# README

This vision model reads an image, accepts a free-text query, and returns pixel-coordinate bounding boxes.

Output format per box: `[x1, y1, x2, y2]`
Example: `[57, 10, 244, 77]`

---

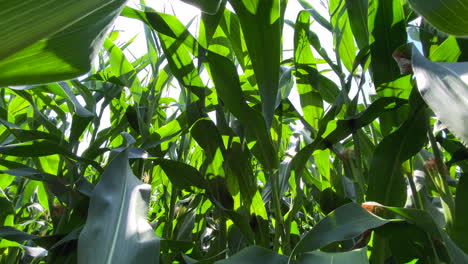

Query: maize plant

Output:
[1, 0, 468, 263]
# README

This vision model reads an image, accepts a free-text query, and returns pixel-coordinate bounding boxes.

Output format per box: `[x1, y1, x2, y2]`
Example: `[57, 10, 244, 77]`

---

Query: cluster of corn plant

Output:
[1, 0, 468, 263]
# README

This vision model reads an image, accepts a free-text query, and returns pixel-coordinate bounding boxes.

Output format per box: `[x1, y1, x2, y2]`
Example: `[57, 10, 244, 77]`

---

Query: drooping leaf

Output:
[409, 0, 468, 36]
[58, 82, 94, 117]
[0, 226, 38, 243]
[0, 140, 73, 157]
[155, 158, 207, 190]
[412, 47, 468, 146]
[77, 150, 160, 264]
[0, 0, 127, 85]
[291, 203, 389, 256]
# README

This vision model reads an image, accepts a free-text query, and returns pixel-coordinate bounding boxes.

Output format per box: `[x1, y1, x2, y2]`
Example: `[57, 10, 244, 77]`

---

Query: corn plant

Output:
[1, 0, 468, 263]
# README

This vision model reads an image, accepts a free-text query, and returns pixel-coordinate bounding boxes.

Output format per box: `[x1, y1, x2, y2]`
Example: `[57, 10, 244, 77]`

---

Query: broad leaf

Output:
[291, 203, 389, 256]
[382, 205, 468, 263]
[78, 150, 160, 264]
[155, 159, 207, 190]
[412, 47, 468, 146]
[409, 0, 468, 36]
[228, 0, 283, 127]
[0, 227, 38, 243]
[368, 0, 407, 86]
[0, 0, 127, 85]
[345, 0, 369, 50]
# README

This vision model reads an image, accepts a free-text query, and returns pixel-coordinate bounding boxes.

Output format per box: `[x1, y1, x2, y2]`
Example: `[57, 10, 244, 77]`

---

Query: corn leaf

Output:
[409, 0, 468, 36]
[368, 0, 407, 85]
[291, 203, 389, 256]
[412, 47, 468, 146]
[0, 0, 127, 86]
[367, 89, 428, 206]
[228, 0, 283, 127]
[77, 150, 160, 264]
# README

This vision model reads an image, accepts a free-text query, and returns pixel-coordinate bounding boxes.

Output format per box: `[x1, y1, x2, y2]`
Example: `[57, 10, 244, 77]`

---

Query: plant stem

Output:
[163, 186, 178, 240]
[270, 170, 289, 253]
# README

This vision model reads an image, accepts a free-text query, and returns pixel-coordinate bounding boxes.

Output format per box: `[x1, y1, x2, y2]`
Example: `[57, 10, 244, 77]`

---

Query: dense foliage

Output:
[1, 0, 468, 263]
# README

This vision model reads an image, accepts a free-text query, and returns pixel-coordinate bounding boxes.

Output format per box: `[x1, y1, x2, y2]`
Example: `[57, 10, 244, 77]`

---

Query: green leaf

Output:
[294, 10, 324, 128]
[0, 0, 127, 85]
[298, 0, 333, 31]
[412, 47, 468, 146]
[199, 0, 227, 47]
[291, 203, 389, 256]
[330, 0, 357, 71]
[77, 150, 160, 264]
[430, 36, 462, 62]
[367, 90, 428, 206]
[190, 118, 225, 158]
[103, 38, 142, 103]
[323, 97, 407, 144]
[226, 142, 256, 205]
[368, 0, 407, 85]
[228, 0, 283, 127]
[297, 247, 369, 264]
[0, 0, 112, 58]
[58, 82, 94, 117]
[0, 226, 38, 243]
[382, 205, 468, 263]
[345, 0, 369, 50]
[205, 51, 278, 171]
[0, 140, 72, 157]
[155, 159, 207, 190]
[453, 173, 468, 252]
[409, 0, 468, 36]
[214, 246, 288, 264]
[290, 96, 406, 183]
